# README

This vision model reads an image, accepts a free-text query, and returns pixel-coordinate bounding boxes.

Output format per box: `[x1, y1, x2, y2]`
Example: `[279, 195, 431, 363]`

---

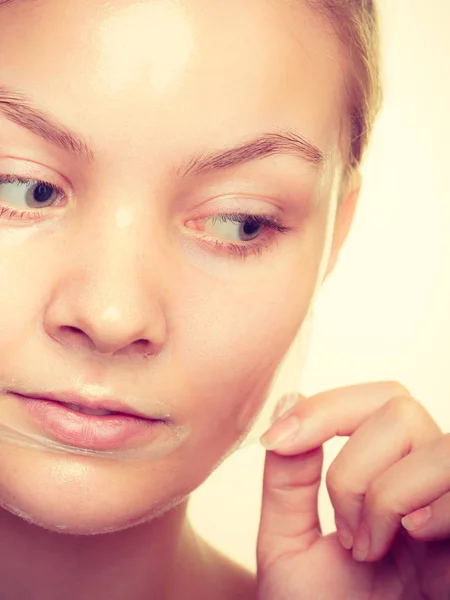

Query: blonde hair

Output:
[307, 0, 383, 179]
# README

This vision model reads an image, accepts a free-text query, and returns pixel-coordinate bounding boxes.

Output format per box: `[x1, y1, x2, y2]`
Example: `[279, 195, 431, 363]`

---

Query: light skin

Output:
[0, 0, 353, 597]
[258, 383, 450, 599]
[0, 0, 448, 599]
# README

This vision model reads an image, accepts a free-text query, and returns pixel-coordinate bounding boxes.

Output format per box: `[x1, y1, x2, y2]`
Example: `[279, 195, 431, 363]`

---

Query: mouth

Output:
[25, 390, 162, 418]
[8, 390, 169, 452]
[58, 403, 122, 417]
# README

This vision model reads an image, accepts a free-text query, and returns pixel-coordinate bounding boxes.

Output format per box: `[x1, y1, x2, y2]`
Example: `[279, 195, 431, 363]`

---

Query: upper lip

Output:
[10, 390, 164, 421]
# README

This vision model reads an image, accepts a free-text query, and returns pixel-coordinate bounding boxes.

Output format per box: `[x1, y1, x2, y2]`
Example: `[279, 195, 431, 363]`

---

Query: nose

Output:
[43, 215, 168, 358]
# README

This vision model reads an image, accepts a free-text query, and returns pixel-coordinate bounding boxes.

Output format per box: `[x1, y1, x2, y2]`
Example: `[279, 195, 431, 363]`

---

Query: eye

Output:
[186, 212, 293, 260]
[201, 214, 268, 242]
[0, 176, 65, 210]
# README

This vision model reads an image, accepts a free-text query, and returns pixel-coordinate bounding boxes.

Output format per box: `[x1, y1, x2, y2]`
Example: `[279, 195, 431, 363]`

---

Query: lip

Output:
[9, 390, 169, 452]
[21, 390, 158, 420]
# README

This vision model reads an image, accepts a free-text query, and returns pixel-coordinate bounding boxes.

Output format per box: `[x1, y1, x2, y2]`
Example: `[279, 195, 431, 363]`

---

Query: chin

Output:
[0, 443, 192, 535]
[0, 498, 181, 535]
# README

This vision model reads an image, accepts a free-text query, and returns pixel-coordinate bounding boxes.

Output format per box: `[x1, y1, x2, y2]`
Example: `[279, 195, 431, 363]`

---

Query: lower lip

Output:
[18, 396, 164, 451]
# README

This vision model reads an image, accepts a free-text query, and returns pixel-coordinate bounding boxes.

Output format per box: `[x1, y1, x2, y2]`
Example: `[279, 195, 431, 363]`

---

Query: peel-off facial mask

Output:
[235, 304, 314, 449]
[0, 310, 312, 464]
[0, 384, 191, 462]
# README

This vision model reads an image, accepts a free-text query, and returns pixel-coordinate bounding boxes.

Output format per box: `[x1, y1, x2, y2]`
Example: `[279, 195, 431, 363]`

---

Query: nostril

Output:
[61, 326, 84, 335]
[129, 339, 153, 356]
[52, 327, 155, 357]
[134, 339, 151, 350]
[55, 326, 94, 350]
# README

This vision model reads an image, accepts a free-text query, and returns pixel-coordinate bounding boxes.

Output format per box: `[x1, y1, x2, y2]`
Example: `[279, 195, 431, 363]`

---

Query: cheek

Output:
[0, 230, 57, 354]
[171, 239, 324, 443]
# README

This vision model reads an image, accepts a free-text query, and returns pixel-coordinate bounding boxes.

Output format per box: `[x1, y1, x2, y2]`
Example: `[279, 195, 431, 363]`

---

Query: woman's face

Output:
[0, 0, 352, 534]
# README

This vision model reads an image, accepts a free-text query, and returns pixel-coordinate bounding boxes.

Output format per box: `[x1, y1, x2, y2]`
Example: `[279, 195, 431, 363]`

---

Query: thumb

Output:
[257, 444, 324, 570]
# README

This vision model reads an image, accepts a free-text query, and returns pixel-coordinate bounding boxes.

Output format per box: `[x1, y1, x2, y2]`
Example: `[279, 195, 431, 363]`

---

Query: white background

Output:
[188, 0, 450, 572]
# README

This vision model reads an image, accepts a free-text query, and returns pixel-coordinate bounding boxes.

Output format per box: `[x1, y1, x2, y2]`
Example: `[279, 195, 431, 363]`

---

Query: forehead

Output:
[0, 0, 346, 165]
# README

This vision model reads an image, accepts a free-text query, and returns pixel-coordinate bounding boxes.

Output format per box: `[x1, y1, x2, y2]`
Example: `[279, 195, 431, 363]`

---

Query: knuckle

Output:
[441, 432, 450, 452]
[383, 380, 412, 398]
[384, 393, 423, 419]
[325, 463, 342, 495]
[325, 468, 337, 495]
[365, 477, 393, 515]
[325, 465, 358, 502]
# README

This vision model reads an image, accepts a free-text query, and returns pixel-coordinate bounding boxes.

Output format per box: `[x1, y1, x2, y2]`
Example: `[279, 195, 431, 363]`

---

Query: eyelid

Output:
[0, 157, 72, 192]
[184, 192, 286, 219]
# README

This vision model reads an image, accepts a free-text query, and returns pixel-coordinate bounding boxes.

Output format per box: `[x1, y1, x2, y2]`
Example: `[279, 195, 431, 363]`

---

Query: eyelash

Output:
[0, 175, 65, 221]
[0, 175, 294, 260]
[196, 213, 293, 260]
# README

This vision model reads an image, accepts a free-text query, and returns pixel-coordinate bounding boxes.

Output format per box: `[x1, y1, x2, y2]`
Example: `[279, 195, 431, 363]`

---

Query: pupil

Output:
[242, 220, 262, 238]
[33, 183, 53, 204]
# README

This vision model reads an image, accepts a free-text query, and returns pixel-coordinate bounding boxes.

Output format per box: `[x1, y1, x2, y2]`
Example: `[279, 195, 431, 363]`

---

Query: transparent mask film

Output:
[0, 368, 192, 463]
[237, 305, 314, 450]
[0, 304, 314, 464]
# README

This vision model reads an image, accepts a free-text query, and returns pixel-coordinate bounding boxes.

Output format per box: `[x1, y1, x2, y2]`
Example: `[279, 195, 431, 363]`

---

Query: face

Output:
[0, 0, 354, 534]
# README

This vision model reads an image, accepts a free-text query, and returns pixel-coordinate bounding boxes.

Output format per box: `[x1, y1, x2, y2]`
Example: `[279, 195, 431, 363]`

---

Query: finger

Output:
[325, 395, 441, 541]
[257, 446, 324, 570]
[355, 433, 450, 562]
[257, 381, 436, 565]
[403, 491, 450, 541]
[260, 381, 411, 456]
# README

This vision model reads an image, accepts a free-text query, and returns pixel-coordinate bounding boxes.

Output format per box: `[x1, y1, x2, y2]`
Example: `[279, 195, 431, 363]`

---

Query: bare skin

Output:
[257, 383, 450, 599]
[0, 498, 257, 599]
[0, 0, 355, 598]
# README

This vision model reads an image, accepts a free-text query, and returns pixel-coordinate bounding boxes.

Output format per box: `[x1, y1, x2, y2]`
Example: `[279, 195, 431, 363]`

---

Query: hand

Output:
[256, 382, 450, 600]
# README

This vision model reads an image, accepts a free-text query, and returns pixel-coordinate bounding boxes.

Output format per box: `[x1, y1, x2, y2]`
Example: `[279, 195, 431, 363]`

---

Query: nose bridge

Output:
[45, 198, 168, 355]
[90, 200, 151, 270]
[80, 198, 145, 285]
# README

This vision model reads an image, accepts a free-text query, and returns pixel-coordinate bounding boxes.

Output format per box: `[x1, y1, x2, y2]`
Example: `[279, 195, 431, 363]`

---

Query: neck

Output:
[0, 500, 205, 600]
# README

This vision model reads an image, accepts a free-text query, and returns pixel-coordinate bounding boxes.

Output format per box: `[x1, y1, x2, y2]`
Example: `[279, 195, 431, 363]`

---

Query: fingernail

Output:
[353, 523, 370, 562]
[401, 506, 432, 531]
[335, 516, 353, 550]
[260, 414, 301, 450]
[270, 392, 300, 424]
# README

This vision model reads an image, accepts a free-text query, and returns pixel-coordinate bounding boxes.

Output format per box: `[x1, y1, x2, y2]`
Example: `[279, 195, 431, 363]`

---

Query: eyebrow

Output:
[0, 84, 325, 175]
[0, 0, 38, 10]
[176, 129, 325, 178]
[0, 86, 94, 161]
